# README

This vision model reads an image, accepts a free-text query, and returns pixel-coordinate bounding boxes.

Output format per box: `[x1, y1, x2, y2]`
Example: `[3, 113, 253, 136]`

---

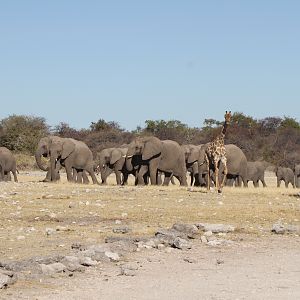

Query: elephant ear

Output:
[188, 149, 199, 164]
[110, 149, 122, 165]
[142, 138, 162, 161]
[198, 144, 208, 165]
[61, 139, 75, 160]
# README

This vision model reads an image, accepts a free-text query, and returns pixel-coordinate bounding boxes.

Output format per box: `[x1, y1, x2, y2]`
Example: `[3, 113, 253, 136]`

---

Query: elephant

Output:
[181, 144, 204, 186]
[247, 161, 269, 187]
[72, 168, 89, 184]
[198, 144, 248, 188]
[126, 136, 187, 186]
[35, 136, 99, 184]
[96, 147, 131, 185]
[295, 164, 300, 188]
[0, 147, 18, 182]
[275, 167, 295, 188]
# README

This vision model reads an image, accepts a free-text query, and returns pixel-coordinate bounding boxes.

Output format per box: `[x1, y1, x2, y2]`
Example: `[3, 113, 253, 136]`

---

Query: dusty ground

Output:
[0, 172, 299, 299]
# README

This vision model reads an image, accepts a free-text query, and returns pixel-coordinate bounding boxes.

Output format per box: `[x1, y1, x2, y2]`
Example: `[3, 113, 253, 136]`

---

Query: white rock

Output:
[105, 251, 120, 262]
[46, 228, 55, 236]
[200, 236, 208, 243]
[204, 231, 213, 237]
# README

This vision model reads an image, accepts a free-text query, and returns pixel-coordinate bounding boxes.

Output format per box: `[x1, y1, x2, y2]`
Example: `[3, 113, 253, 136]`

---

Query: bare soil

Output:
[0, 172, 299, 299]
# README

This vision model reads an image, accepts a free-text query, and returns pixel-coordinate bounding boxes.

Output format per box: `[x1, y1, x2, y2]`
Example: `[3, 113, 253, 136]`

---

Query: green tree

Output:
[0, 115, 49, 154]
[90, 119, 123, 132]
[280, 116, 300, 129]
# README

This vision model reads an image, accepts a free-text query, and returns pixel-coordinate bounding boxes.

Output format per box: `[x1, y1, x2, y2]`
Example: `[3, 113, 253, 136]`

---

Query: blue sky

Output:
[1, 1, 299, 130]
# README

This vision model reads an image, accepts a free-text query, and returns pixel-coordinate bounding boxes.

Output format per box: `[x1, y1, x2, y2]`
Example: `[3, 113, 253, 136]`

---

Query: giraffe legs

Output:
[214, 159, 220, 192]
[205, 154, 210, 191]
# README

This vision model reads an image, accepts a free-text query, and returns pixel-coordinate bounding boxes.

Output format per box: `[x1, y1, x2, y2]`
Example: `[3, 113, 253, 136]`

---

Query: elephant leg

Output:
[64, 161, 74, 182]
[253, 180, 258, 188]
[285, 180, 288, 188]
[157, 172, 163, 185]
[122, 172, 128, 185]
[86, 167, 99, 184]
[162, 172, 172, 186]
[143, 171, 149, 185]
[42, 170, 52, 182]
[171, 176, 176, 185]
[296, 177, 300, 188]
[242, 177, 248, 188]
[149, 160, 159, 185]
[82, 171, 89, 184]
[261, 178, 267, 187]
[11, 170, 17, 182]
[137, 165, 148, 185]
[190, 173, 194, 186]
[0, 167, 4, 182]
[115, 170, 122, 185]
[219, 159, 227, 192]
[277, 179, 281, 187]
[193, 173, 200, 187]
[76, 171, 83, 184]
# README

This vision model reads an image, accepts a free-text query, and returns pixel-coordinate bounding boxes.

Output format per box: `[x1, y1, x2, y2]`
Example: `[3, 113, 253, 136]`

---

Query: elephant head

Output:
[49, 138, 75, 180]
[97, 148, 127, 183]
[35, 137, 51, 171]
[294, 164, 300, 188]
[126, 136, 162, 171]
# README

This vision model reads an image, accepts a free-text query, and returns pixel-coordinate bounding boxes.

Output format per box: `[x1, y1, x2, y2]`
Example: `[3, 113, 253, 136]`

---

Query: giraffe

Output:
[205, 111, 232, 193]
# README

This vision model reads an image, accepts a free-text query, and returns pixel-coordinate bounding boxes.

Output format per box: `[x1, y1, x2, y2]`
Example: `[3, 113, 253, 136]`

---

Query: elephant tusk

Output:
[122, 155, 127, 158]
[126, 155, 133, 159]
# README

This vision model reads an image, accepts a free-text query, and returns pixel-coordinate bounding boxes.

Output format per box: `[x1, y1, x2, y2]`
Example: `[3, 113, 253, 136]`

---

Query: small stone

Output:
[40, 263, 66, 275]
[216, 259, 224, 265]
[172, 237, 192, 250]
[46, 228, 55, 236]
[0, 273, 10, 289]
[105, 251, 120, 262]
[120, 263, 139, 276]
[200, 235, 208, 243]
[196, 223, 235, 233]
[56, 226, 68, 232]
[79, 257, 97, 267]
[49, 212, 57, 219]
[115, 220, 122, 225]
[204, 231, 213, 237]
[165, 247, 172, 253]
[113, 227, 131, 234]
[207, 239, 233, 247]
[183, 258, 197, 264]
[157, 244, 165, 250]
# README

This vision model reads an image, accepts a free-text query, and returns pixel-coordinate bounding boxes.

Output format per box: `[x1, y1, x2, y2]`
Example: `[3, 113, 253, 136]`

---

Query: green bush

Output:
[0, 115, 49, 154]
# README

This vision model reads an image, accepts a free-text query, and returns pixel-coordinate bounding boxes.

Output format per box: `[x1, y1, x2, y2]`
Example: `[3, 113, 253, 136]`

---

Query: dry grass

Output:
[0, 172, 299, 261]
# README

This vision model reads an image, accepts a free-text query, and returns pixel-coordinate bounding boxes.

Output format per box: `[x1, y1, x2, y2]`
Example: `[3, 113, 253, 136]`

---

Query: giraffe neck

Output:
[221, 120, 228, 135]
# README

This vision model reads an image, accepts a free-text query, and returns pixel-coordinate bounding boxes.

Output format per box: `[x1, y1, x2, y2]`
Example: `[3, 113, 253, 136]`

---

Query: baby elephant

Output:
[275, 167, 294, 188]
[0, 147, 18, 182]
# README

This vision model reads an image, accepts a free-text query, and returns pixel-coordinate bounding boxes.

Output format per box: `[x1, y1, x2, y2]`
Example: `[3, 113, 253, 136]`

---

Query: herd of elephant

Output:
[0, 136, 299, 189]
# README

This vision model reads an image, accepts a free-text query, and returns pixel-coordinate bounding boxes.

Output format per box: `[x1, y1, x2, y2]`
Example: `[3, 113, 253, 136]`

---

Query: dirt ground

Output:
[0, 171, 299, 299]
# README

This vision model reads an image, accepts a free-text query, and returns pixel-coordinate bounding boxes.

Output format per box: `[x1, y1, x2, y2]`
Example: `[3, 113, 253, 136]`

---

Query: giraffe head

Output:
[224, 111, 232, 124]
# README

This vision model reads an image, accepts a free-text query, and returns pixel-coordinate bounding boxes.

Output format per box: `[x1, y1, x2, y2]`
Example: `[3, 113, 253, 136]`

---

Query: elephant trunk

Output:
[50, 153, 59, 181]
[35, 149, 49, 171]
[126, 157, 133, 172]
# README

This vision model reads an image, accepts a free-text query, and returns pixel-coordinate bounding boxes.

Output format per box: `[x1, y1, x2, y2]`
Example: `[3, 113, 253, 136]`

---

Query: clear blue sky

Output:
[1, 1, 299, 130]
